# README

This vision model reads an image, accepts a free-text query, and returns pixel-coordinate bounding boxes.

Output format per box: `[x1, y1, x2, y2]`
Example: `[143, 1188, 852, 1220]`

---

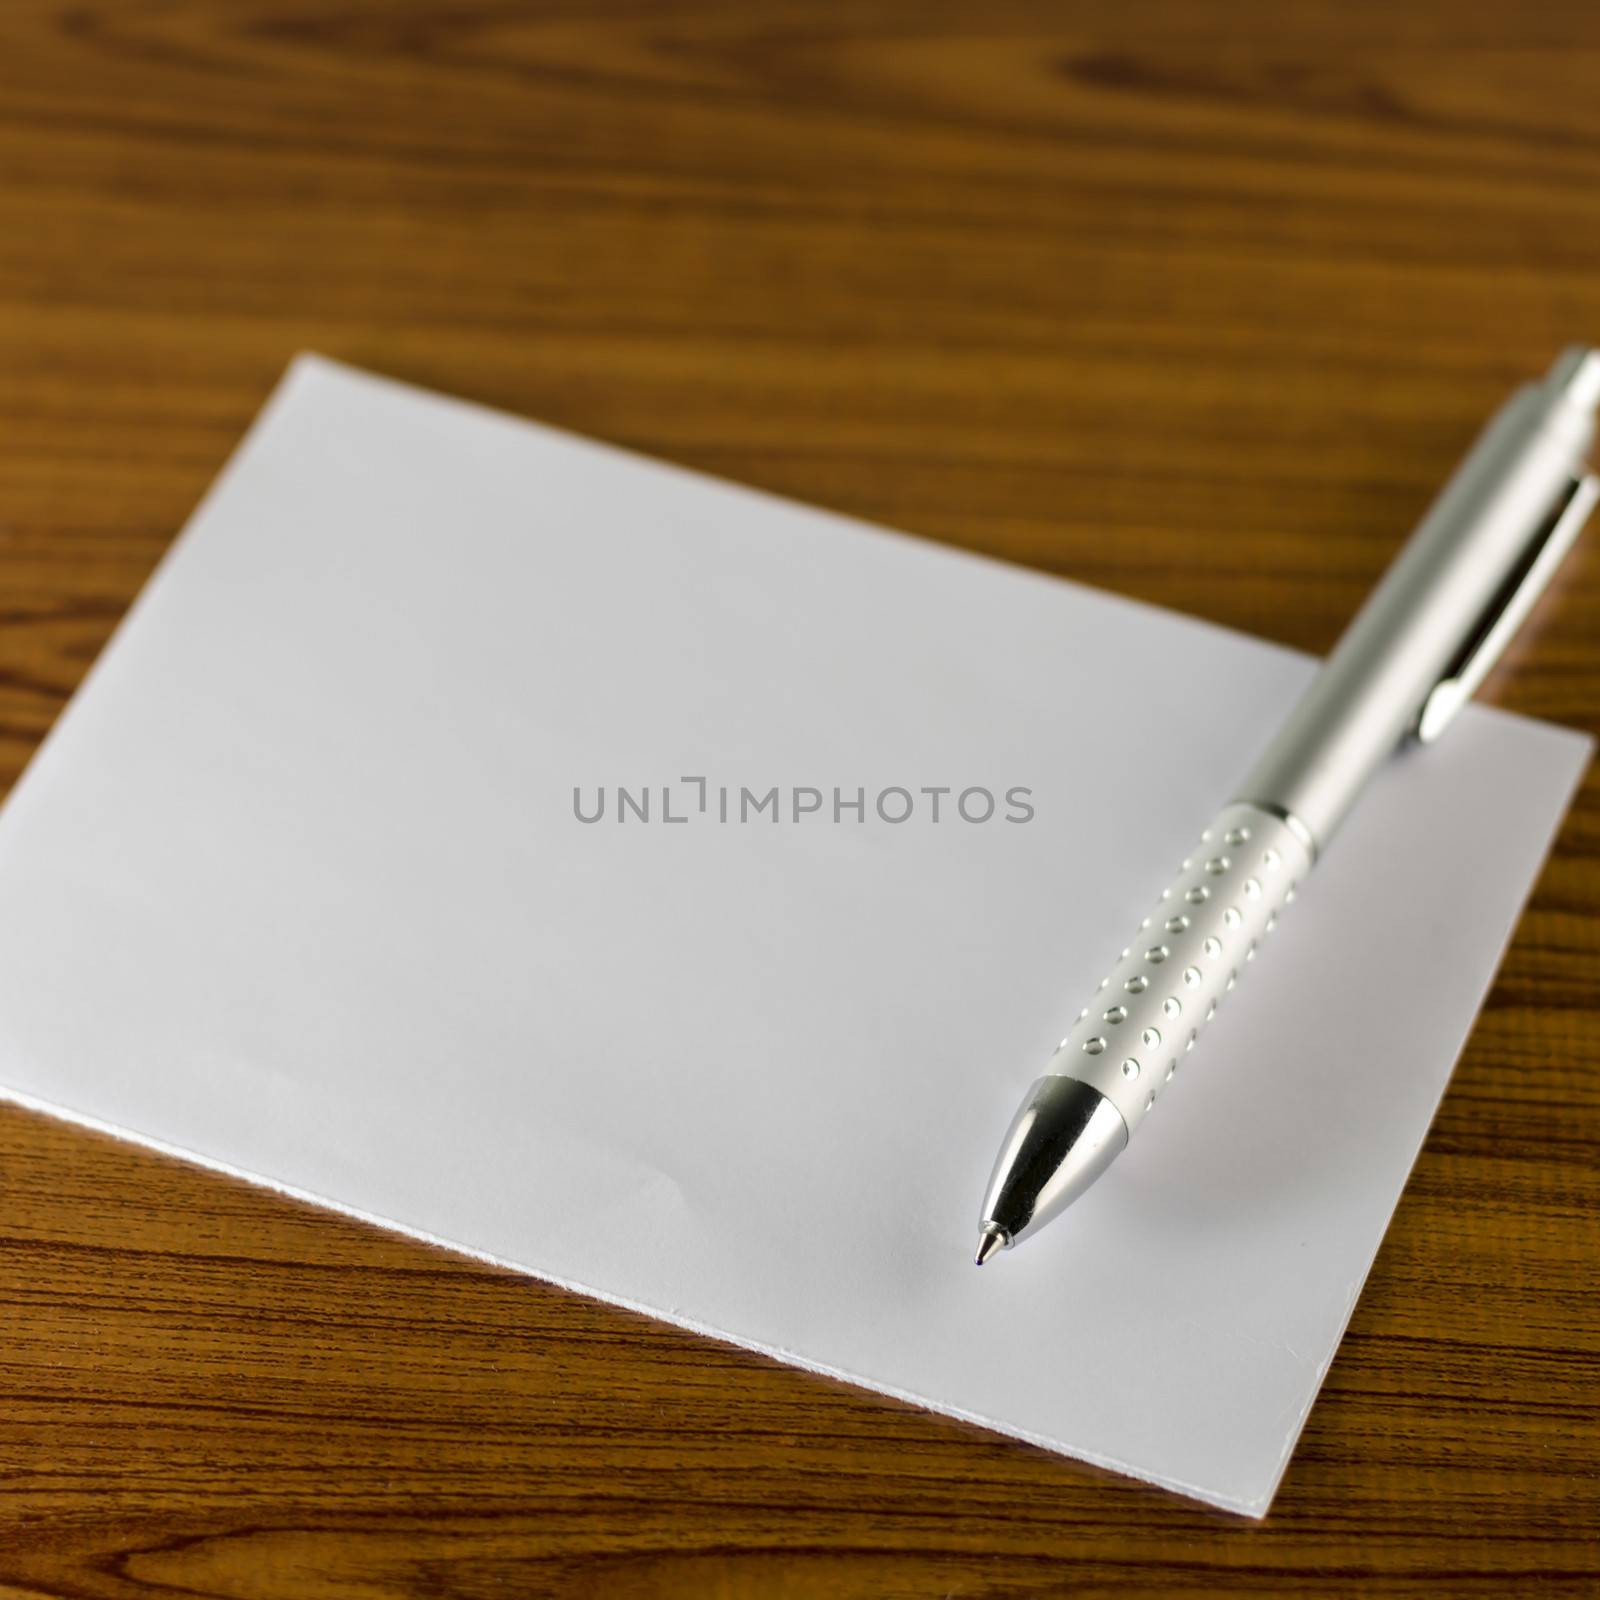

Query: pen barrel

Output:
[1236, 366, 1597, 851]
[1047, 803, 1312, 1135]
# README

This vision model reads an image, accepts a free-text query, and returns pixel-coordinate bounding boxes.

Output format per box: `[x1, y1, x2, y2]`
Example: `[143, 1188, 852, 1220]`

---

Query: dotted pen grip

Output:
[1049, 803, 1311, 1132]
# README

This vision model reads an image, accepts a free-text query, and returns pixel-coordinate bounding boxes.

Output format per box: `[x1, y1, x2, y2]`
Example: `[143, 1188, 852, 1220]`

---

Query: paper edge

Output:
[279, 353, 1316, 672]
[0, 359, 325, 831]
[0, 1079, 1275, 1518]
[277, 352, 1594, 761]
[1245, 725, 1593, 1512]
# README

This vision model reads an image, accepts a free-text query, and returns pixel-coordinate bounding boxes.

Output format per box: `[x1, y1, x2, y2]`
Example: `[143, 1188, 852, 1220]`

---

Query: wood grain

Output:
[1, 3, 1597, 1594]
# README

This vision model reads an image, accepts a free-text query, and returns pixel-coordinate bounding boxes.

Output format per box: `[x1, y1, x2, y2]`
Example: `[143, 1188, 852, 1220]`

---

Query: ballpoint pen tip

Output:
[974, 1228, 1006, 1266]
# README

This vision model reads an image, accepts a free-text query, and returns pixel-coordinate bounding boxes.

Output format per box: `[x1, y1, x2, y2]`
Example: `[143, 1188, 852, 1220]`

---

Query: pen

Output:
[975, 348, 1600, 1265]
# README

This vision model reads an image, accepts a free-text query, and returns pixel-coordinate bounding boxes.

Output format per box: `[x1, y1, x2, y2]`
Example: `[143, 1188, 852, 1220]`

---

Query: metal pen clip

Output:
[1416, 471, 1600, 743]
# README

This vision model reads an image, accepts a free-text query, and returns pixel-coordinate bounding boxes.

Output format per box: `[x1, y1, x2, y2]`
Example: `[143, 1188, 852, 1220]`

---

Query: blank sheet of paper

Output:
[0, 356, 1586, 1515]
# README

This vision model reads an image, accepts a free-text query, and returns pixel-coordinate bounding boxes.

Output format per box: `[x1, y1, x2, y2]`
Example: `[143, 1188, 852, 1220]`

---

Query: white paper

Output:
[0, 355, 1586, 1515]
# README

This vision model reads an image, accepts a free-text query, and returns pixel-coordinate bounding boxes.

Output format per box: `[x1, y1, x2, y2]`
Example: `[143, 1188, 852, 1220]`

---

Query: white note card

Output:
[0, 356, 1586, 1514]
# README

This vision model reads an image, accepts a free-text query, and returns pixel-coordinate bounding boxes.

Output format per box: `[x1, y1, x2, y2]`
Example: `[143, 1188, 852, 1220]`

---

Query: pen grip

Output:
[1046, 804, 1311, 1135]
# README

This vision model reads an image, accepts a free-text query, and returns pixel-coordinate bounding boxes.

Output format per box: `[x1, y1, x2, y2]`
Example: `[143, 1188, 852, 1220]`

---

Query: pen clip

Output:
[1416, 471, 1600, 744]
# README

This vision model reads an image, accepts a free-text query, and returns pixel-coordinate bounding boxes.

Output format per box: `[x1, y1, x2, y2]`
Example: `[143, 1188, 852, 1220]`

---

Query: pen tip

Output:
[974, 1228, 1007, 1267]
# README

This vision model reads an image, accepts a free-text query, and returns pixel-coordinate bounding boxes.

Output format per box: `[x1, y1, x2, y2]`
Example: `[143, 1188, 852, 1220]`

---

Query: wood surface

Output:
[1, 3, 1597, 1595]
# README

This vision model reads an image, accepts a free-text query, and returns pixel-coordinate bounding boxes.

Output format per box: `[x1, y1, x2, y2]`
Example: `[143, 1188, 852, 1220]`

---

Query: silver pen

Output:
[975, 347, 1600, 1265]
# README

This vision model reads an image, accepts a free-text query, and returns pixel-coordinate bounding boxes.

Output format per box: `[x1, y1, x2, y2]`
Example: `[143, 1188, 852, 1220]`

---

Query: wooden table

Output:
[1, 4, 1596, 1594]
